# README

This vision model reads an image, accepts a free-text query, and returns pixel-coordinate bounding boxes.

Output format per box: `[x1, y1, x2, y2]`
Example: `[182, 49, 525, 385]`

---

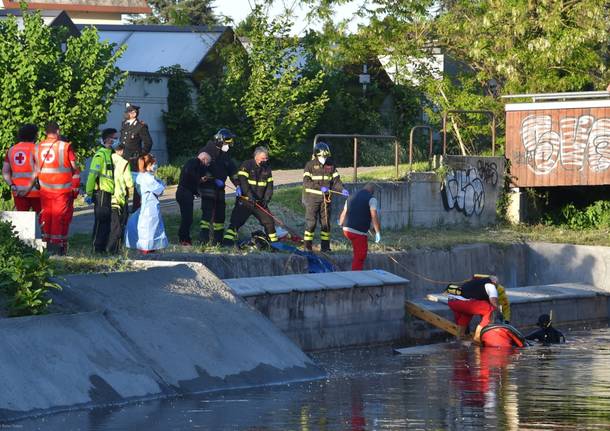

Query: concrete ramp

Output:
[0, 262, 322, 421]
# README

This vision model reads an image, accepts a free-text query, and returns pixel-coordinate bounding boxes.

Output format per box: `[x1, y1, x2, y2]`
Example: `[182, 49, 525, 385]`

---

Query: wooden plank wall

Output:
[505, 102, 610, 187]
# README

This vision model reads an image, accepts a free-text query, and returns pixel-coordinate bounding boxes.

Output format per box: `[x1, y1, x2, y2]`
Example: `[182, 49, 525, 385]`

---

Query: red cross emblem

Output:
[13, 151, 26, 166]
[42, 148, 56, 164]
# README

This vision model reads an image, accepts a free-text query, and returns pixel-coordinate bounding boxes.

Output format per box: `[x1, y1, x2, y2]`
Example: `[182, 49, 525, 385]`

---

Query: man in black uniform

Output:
[175, 150, 212, 245]
[303, 142, 349, 252]
[222, 146, 278, 246]
[199, 128, 239, 245]
[525, 314, 565, 345]
[120, 103, 153, 210]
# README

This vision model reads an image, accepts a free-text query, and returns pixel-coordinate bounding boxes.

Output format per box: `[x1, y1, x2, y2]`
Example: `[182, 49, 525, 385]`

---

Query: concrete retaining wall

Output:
[224, 270, 409, 351]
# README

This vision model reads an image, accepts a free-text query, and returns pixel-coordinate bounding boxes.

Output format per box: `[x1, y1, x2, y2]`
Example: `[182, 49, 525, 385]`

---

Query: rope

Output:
[386, 254, 471, 286]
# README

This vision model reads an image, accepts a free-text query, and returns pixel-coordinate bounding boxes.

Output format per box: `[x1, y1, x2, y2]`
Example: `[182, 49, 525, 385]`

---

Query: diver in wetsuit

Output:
[525, 314, 565, 345]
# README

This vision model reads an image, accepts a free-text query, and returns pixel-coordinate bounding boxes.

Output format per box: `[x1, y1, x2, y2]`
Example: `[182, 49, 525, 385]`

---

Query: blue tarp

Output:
[271, 242, 335, 273]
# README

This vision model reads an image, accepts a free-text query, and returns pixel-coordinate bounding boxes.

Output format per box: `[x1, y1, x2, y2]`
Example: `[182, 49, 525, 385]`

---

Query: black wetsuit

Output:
[525, 327, 565, 345]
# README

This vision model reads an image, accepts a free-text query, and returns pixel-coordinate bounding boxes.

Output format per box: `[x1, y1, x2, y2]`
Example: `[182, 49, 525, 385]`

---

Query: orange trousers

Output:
[40, 191, 73, 246]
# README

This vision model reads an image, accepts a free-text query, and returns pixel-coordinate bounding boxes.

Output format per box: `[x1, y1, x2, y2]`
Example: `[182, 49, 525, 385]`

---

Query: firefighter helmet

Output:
[313, 141, 331, 158]
[214, 128, 236, 145]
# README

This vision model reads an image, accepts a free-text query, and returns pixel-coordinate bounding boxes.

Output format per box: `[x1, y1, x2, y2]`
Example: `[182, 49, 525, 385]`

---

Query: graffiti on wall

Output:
[515, 115, 610, 175]
[441, 167, 486, 217]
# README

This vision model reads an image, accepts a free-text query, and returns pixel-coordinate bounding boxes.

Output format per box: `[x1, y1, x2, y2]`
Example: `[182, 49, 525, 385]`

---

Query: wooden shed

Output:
[505, 94, 610, 187]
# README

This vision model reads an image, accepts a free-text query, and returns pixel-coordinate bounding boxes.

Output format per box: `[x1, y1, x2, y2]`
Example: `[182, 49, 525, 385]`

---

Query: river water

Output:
[14, 328, 610, 430]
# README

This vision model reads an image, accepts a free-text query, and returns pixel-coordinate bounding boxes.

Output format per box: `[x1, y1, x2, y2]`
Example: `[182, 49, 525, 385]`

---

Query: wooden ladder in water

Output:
[405, 300, 470, 339]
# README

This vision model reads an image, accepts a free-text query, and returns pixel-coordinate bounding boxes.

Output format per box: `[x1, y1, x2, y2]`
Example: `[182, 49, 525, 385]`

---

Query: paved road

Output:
[69, 166, 382, 236]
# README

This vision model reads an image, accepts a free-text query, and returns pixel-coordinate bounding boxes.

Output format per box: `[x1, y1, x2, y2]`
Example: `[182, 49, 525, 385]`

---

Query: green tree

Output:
[133, 0, 220, 25]
[0, 9, 126, 203]
[241, 6, 329, 163]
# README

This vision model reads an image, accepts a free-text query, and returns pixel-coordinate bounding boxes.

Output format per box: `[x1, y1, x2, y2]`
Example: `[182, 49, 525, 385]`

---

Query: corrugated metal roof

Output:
[90, 25, 228, 74]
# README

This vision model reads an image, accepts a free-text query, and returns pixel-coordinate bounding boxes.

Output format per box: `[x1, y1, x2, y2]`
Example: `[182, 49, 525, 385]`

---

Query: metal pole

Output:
[394, 140, 399, 179]
[353, 137, 358, 182]
[428, 128, 433, 170]
[442, 114, 447, 155]
[491, 114, 496, 156]
[409, 128, 414, 171]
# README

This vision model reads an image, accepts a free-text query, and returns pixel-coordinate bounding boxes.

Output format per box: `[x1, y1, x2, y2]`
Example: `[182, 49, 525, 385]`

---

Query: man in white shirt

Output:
[446, 275, 500, 342]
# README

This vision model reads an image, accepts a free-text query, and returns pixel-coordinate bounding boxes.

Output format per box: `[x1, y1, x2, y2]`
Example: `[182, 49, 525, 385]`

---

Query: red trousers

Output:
[343, 230, 368, 270]
[40, 192, 73, 246]
[448, 299, 495, 328]
[13, 195, 41, 213]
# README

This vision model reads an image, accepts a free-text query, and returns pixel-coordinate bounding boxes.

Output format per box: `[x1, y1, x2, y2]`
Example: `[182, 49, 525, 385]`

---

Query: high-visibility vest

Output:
[7, 141, 39, 198]
[37, 139, 75, 193]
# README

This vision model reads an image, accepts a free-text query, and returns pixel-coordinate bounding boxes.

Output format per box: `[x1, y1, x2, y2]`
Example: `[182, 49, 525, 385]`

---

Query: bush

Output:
[0, 220, 61, 316]
[547, 200, 610, 229]
[156, 163, 182, 186]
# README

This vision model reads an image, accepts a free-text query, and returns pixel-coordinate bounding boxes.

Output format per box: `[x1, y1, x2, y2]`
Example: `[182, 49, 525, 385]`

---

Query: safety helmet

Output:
[313, 141, 331, 158]
[537, 314, 551, 328]
[214, 128, 236, 146]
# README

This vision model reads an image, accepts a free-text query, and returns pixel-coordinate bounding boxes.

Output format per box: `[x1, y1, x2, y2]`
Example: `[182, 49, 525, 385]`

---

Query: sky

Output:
[215, 0, 366, 35]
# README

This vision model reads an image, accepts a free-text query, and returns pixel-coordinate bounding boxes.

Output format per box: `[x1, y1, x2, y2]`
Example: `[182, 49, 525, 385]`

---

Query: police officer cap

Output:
[214, 128, 236, 145]
[314, 141, 331, 157]
[125, 103, 140, 113]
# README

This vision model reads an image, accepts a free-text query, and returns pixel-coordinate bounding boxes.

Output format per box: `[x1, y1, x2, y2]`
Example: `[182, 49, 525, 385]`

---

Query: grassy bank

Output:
[59, 184, 610, 274]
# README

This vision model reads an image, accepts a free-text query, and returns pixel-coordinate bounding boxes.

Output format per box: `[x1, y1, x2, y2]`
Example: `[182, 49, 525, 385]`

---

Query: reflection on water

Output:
[11, 328, 610, 430]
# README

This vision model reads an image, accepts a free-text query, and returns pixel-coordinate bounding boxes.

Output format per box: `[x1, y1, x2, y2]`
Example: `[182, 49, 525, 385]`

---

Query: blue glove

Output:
[341, 189, 350, 197]
[235, 186, 242, 197]
[214, 179, 225, 188]
[85, 196, 94, 205]
[375, 232, 381, 243]
[320, 186, 329, 193]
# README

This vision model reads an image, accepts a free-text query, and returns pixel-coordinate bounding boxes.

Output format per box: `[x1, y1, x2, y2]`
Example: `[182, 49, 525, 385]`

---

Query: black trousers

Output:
[176, 186, 195, 242]
[200, 189, 226, 244]
[304, 196, 331, 251]
[107, 204, 128, 253]
[92, 190, 112, 253]
[223, 199, 277, 245]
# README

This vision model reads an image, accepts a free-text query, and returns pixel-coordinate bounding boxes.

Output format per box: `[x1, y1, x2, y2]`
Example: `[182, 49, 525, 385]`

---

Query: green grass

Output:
[59, 184, 610, 274]
[356, 162, 434, 181]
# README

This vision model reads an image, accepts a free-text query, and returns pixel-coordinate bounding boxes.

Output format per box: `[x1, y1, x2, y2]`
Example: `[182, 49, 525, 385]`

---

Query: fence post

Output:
[353, 137, 358, 182]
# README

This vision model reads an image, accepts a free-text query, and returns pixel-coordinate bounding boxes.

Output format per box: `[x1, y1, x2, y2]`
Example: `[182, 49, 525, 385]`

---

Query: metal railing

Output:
[502, 91, 610, 102]
[442, 110, 496, 156]
[313, 134, 399, 182]
[408, 125, 434, 171]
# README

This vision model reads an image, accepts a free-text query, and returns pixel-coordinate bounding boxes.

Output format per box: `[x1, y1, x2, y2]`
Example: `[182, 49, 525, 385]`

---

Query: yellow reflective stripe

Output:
[248, 180, 268, 186]
[308, 175, 333, 180]
[320, 231, 330, 240]
[238, 170, 249, 177]
[304, 231, 314, 240]
[332, 172, 340, 178]
[303, 172, 312, 178]
[305, 188, 323, 195]
[267, 177, 273, 182]
[268, 233, 278, 242]
[200, 220, 210, 228]
[213, 223, 224, 230]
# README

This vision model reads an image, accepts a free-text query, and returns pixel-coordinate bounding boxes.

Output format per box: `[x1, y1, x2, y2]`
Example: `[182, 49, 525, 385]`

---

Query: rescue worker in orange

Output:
[446, 275, 504, 343]
[34, 122, 80, 255]
[2, 124, 41, 212]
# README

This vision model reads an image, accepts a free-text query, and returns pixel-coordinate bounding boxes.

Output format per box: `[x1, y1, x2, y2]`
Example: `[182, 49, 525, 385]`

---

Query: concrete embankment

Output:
[0, 262, 322, 422]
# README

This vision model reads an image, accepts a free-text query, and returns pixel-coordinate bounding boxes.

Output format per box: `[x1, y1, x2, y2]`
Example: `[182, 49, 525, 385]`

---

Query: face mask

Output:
[318, 156, 326, 165]
[259, 160, 269, 168]
[221, 144, 230, 152]
[151, 163, 158, 173]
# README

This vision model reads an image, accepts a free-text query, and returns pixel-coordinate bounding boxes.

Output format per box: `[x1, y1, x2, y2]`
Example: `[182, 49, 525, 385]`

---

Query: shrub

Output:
[0, 220, 61, 316]
[156, 163, 181, 186]
[550, 200, 610, 230]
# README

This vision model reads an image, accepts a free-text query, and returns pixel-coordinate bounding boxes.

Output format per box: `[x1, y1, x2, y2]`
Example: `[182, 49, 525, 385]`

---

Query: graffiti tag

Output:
[476, 160, 498, 186]
[441, 168, 485, 217]
[519, 115, 610, 174]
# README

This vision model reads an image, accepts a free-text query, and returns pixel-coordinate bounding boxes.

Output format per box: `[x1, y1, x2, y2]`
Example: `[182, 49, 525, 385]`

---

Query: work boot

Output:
[199, 230, 210, 245]
[304, 240, 313, 251]
[211, 230, 224, 246]
[321, 240, 331, 253]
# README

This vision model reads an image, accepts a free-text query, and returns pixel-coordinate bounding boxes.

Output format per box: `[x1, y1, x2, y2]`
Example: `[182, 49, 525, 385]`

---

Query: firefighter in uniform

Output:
[120, 103, 153, 211]
[303, 142, 349, 252]
[85, 128, 117, 253]
[199, 129, 238, 245]
[35, 122, 80, 255]
[2, 124, 41, 212]
[223, 146, 278, 246]
[446, 275, 508, 342]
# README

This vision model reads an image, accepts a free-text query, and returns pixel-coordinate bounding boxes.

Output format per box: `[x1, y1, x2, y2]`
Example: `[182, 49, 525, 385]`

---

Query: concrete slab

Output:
[302, 272, 356, 290]
[0, 311, 163, 421]
[57, 262, 323, 397]
[366, 269, 410, 285]
[223, 278, 267, 297]
[329, 271, 384, 287]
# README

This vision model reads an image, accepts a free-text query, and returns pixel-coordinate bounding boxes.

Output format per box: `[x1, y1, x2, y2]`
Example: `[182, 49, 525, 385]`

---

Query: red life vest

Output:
[8, 141, 39, 198]
[37, 139, 75, 193]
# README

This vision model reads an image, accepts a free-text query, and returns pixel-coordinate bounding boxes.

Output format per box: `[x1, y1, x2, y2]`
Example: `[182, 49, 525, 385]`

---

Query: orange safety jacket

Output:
[37, 139, 79, 194]
[7, 141, 39, 198]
